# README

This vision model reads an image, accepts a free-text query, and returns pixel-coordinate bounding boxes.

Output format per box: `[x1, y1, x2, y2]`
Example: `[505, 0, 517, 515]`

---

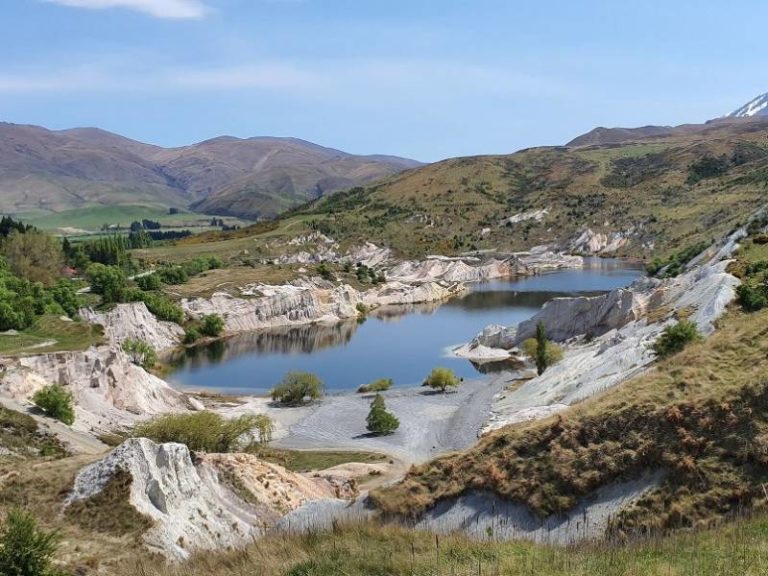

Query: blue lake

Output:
[168, 259, 642, 394]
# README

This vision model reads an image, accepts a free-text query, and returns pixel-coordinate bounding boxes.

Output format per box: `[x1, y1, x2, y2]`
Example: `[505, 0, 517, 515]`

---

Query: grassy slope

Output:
[368, 238, 768, 534]
[130, 124, 768, 265]
[282, 131, 768, 259]
[119, 517, 768, 576]
[0, 315, 105, 356]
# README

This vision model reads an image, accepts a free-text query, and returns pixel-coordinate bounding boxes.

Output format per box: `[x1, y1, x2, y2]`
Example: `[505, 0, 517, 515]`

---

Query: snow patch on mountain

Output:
[728, 93, 768, 118]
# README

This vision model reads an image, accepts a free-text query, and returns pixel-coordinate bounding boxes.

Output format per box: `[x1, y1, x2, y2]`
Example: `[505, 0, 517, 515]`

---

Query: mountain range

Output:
[0, 122, 420, 222]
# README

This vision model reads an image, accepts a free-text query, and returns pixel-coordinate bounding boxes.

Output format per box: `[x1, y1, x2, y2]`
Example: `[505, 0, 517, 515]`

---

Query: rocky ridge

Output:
[457, 230, 744, 430]
[66, 438, 355, 561]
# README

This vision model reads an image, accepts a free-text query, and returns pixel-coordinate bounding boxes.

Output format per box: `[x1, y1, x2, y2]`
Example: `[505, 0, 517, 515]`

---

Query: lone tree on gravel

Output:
[271, 372, 325, 406]
[366, 394, 399, 435]
[423, 367, 460, 393]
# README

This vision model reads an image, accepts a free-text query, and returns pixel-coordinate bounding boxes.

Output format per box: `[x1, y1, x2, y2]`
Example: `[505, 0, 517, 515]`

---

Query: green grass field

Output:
[18, 204, 250, 234]
[0, 316, 105, 356]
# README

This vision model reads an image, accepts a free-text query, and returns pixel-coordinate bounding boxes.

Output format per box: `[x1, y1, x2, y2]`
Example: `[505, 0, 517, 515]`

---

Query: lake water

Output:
[168, 259, 643, 394]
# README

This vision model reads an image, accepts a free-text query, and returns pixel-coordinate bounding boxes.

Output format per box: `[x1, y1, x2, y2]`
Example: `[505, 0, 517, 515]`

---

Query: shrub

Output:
[86, 263, 127, 303]
[133, 411, 273, 452]
[0, 509, 64, 576]
[135, 273, 162, 291]
[122, 338, 157, 370]
[357, 378, 393, 394]
[271, 372, 325, 405]
[652, 320, 702, 358]
[738, 284, 768, 312]
[366, 394, 399, 435]
[423, 367, 460, 393]
[156, 266, 188, 285]
[130, 291, 184, 324]
[317, 263, 334, 281]
[200, 314, 225, 337]
[50, 280, 81, 318]
[183, 327, 201, 344]
[32, 384, 75, 425]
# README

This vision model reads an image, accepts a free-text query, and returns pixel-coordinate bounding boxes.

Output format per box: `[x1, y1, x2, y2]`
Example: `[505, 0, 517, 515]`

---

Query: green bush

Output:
[122, 338, 157, 370]
[156, 266, 188, 285]
[86, 263, 127, 303]
[357, 378, 393, 394]
[133, 411, 273, 452]
[271, 372, 325, 405]
[0, 509, 64, 576]
[423, 367, 460, 393]
[32, 384, 75, 426]
[183, 327, 201, 344]
[738, 284, 768, 312]
[652, 320, 702, 358]
[130, 291, 184, 324]
[366, 394, 399, 435]
[200, 314, 225, 337]
[135, 273, 162, 291]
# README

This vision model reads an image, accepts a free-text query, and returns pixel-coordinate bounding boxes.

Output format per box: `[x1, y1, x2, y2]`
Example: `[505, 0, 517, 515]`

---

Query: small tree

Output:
[122, 339, 157, 370]
[200, 314, 225, 337]
[423, 367, 460, 393]
[652, 320, 702, 358]
[86, 263, 127, 303]
[535, 321, 549, 375]
[0, 509, 64, 576]
[32, 385, 75, 426]
[366, 394, 399, 435]
[3, 230, 63, 286]
[271, 372, 325, 405]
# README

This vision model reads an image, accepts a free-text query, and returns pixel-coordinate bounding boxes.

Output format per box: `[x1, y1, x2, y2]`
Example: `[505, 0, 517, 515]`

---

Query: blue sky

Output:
[1, 0, 766, 161]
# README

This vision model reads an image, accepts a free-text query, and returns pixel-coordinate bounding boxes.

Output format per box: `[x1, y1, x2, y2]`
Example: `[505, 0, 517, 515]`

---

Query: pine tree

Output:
[366, 394, 399, 435]
[535, 321, 549, 376]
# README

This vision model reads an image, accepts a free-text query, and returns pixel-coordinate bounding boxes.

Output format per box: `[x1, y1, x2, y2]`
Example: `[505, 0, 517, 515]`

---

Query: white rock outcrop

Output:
[182, 278, 465, 334]
[66, 439, 355, 561]
[81, 303, 183, 353]
[471, 230, 743, 431]
[566, 228, 629, 255]
[1, 347, 190, 433]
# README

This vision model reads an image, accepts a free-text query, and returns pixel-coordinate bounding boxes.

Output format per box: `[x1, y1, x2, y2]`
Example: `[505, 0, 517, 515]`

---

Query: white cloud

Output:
[43, 0, 209, 19]
[0, 58, 563, 104]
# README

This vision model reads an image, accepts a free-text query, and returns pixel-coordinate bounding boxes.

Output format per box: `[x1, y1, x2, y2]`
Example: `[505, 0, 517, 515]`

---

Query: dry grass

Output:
[371, 307, 768, 533]
[0, 455, 154, 574]
[118, 516, 768, 576]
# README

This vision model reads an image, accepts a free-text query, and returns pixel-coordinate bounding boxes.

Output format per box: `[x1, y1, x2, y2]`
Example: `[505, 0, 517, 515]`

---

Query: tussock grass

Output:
[122, 516, 768, 576]
[372, 308, 768, 534]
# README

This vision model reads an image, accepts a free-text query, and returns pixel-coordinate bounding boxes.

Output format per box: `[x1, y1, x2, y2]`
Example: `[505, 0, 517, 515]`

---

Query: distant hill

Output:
[289, 117, 768, 259]
[0, 122, 421, 222]
[566, 117, 768, 147]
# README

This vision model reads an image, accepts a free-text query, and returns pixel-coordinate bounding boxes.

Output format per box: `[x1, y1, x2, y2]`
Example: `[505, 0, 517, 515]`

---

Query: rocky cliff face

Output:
[81, 302, 183, 353]
[66, 439, 356, 561]
[181, 277, 465, 334]
[1, 348, 190, 433]
[459, 230, 744, 431]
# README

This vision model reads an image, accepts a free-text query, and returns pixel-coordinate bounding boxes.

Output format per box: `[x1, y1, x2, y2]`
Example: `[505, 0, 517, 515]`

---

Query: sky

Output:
[1, 0, 767, 162]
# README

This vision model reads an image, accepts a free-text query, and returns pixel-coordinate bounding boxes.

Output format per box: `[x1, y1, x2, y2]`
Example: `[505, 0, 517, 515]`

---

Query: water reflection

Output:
[169, 262, 643, 394]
